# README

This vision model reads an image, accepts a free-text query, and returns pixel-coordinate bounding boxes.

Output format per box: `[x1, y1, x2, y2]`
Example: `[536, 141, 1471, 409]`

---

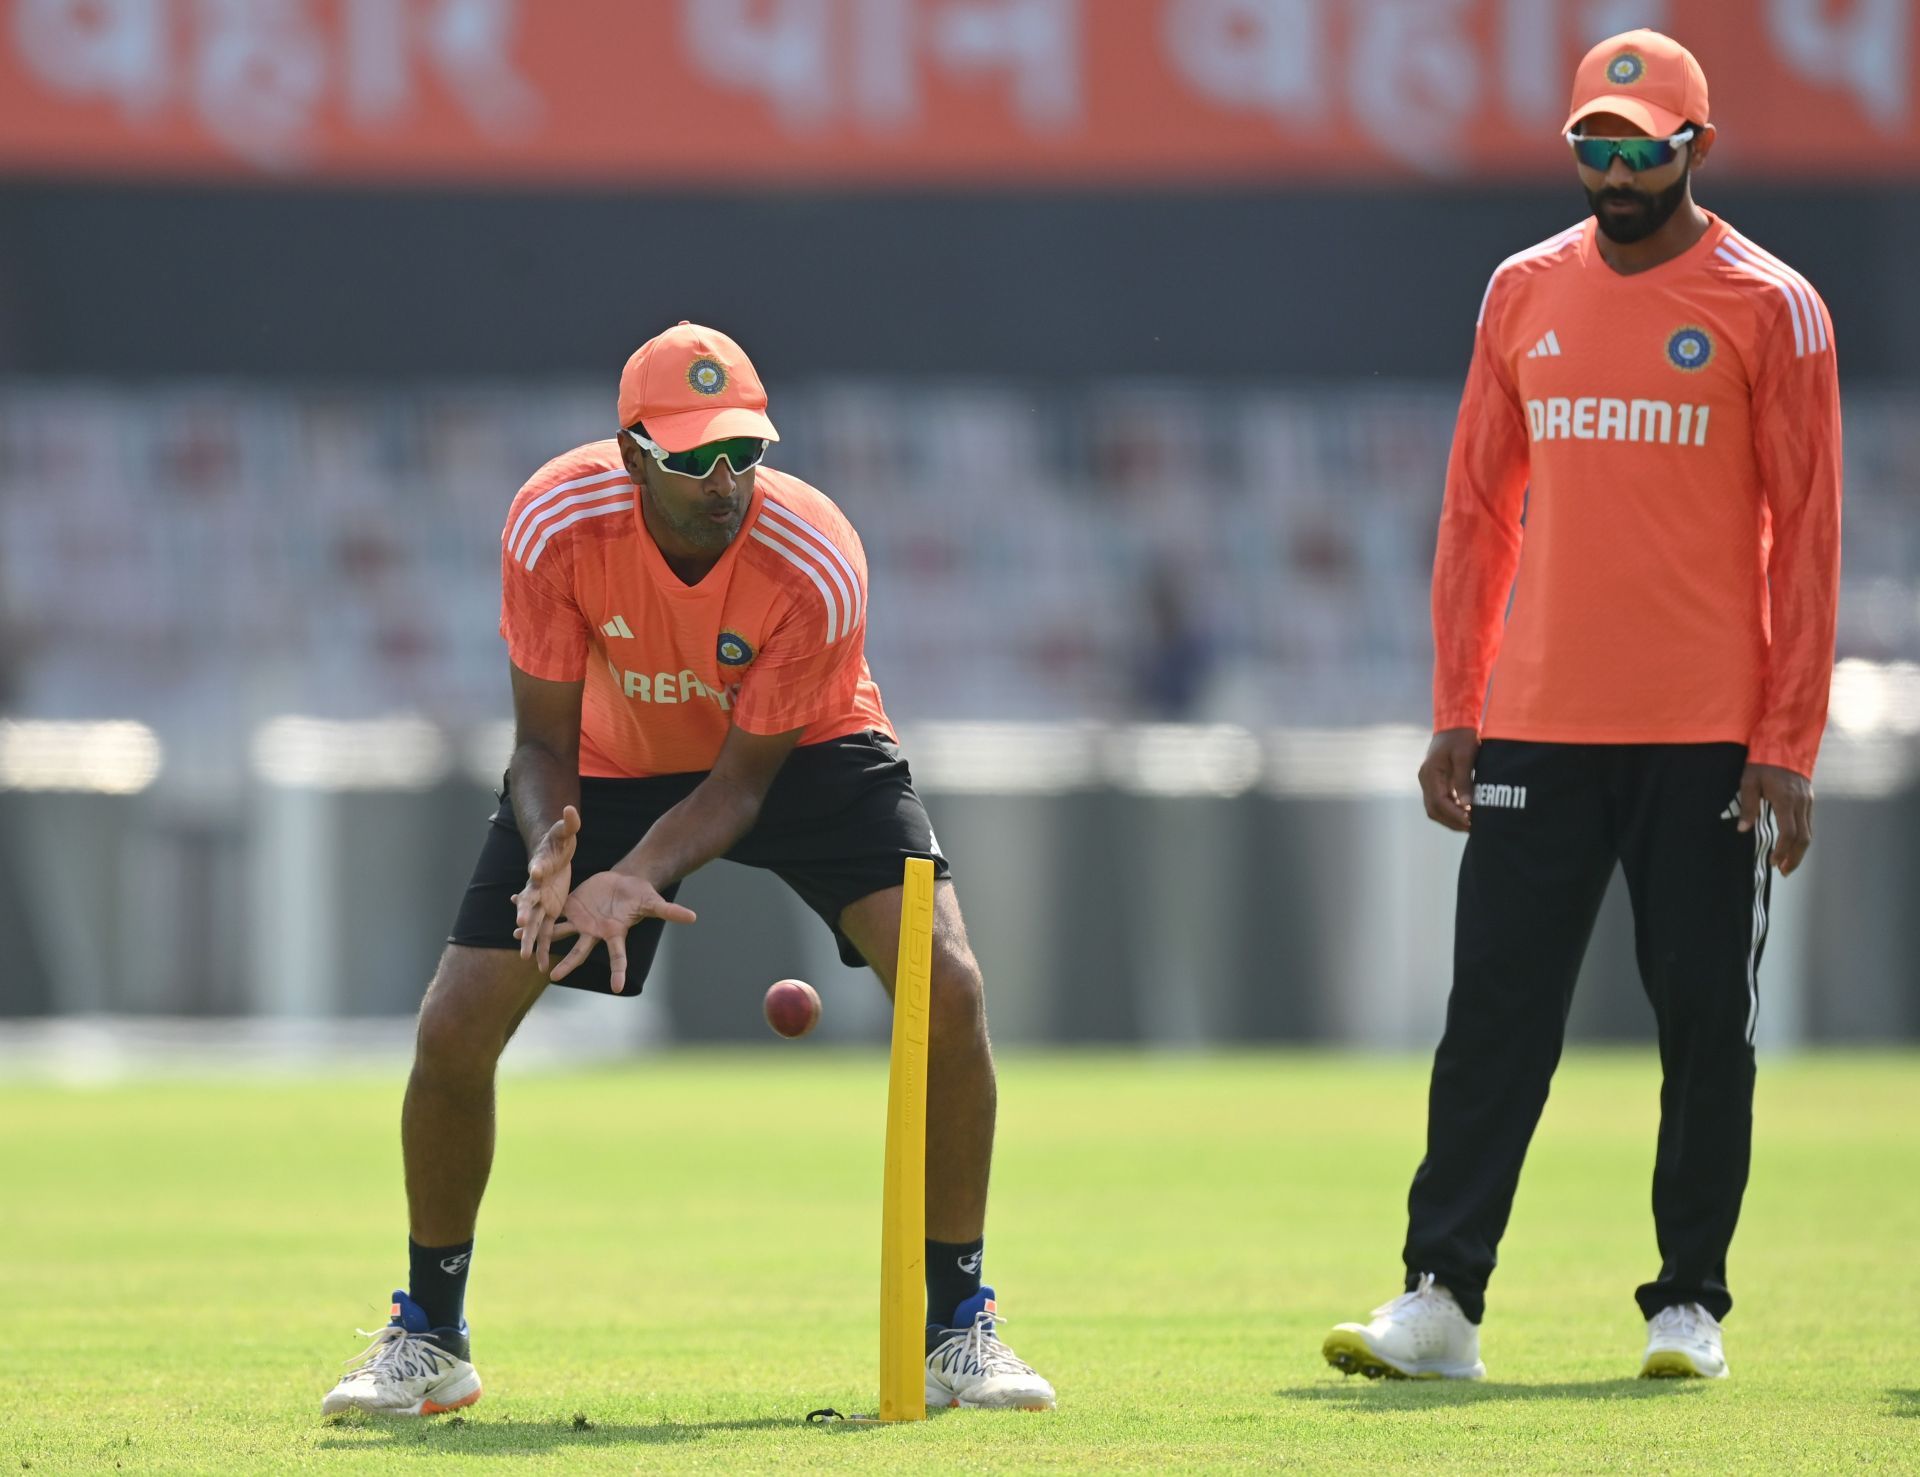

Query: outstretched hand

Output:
[1736, 763, 1814, 875]
[548, 871, 698, 995]
[512, 805, 580, 972]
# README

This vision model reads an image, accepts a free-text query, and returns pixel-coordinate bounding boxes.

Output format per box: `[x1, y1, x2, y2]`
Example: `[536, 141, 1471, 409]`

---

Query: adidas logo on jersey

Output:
[601, 614, 634, 639]
[1525, 330, 1563, 358]
[1525, 396, 1712, 447]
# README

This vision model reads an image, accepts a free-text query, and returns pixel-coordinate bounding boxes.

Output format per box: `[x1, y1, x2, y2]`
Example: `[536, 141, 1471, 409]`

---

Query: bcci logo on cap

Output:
[688, 358, 728, 396]
[1607, 50, 1645, 85]
[717, 630, 754, 667]
[1667, 326, 1713, 372]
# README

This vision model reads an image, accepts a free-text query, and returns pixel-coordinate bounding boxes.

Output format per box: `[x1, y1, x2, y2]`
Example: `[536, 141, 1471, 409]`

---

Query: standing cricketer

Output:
[1324, 29, 1841, 1381]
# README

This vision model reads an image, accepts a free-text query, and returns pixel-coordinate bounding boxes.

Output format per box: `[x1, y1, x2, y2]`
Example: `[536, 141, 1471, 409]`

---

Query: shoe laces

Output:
[339, 1323, 457, 1384]
[934, 1307, 1037, 1380]
[1651, 1303, 1715, 1340]
[1373, 1271, 1454, 1321]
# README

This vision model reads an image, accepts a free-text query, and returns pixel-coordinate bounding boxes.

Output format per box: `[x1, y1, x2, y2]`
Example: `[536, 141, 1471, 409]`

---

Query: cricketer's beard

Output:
[646, 481, 744, 551]
[1586, 167, 1691, 244]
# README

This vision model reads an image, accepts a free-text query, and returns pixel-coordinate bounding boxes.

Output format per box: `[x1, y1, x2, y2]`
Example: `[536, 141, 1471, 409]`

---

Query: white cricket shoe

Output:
[1640, 1302, 1729, 1379]
[925, 1288, 1056, 1410]
[1323, 1273, 1486, 1380]
[321, 1291, 483, 1417]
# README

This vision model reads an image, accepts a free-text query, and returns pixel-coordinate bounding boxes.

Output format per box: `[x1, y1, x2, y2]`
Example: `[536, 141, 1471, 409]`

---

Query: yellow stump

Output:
[879, 856, 935, 1422]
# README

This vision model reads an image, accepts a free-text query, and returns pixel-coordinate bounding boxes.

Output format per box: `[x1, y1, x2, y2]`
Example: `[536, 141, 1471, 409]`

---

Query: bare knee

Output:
[414, 947, 542, 1081]
[928, 943, 987, 1047]
[415, 993, 500, 1084]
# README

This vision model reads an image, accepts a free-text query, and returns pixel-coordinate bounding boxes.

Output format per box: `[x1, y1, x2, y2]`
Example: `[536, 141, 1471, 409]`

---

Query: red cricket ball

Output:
[763, 978, 822, 1039]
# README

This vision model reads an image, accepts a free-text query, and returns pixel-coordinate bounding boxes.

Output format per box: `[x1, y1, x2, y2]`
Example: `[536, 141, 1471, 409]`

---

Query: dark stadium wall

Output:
[3, 186, 1915, 381]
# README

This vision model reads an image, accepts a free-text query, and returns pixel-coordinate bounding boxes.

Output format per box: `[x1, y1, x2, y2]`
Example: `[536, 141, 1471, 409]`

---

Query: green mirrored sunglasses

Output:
[1567, 127, 1694, 173]
[627, 428, 768, 478]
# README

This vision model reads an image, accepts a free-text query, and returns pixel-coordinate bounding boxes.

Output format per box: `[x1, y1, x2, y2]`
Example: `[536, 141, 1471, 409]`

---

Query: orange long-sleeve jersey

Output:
[1432, 214, 1843, 778]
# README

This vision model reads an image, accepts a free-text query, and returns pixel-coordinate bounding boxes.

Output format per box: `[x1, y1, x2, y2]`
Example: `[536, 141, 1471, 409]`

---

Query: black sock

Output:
[925, 1237, 984, 1328]
[408, 1238, 474, 1332]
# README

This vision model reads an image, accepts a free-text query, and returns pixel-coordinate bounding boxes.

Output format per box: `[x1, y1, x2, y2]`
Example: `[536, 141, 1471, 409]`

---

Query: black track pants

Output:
[1402, 740, 1775, 1324]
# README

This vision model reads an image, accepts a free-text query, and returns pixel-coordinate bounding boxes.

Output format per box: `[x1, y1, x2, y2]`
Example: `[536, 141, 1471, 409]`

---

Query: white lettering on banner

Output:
[1500, 0, 1560, 123]
[344, 0, 538, 136]
[1526, 397, 1711, 447]
[12, 0, 538, 168]
[421, 0, 539, 134]
[1580, 0, 1674, 43]
[854, 0, 915, 126]
[1499, 0, 1674, 123]
[1172, 0, 1675, 147]
[1350, 0, 1480, 171]
[14, 0, 167, 117]
[1768, 0, 1908, 127]
[1163, 0, 1325, 125]
[684, 0, 1079, 132]
[1173, 0, 1666, 169]
[10, 1, 1910, 176]
[195, 0, 328, 167]
[344, 0, 409, 124]
[686, 0, 833, 128]
[933, 0, 1078, 127]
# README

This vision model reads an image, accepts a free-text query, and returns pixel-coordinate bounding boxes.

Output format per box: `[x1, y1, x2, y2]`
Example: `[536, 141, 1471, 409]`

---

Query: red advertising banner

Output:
[0, 0, 1915, 186]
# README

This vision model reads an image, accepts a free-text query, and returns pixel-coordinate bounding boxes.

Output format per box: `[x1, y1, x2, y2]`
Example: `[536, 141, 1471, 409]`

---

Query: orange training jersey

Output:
[498, 443, 892, 778]
[1432, 214, 1842, 777]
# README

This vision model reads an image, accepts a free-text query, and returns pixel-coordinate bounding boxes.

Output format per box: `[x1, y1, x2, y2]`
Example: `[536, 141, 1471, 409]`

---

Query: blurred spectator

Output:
[1130, 557, 1217, 720]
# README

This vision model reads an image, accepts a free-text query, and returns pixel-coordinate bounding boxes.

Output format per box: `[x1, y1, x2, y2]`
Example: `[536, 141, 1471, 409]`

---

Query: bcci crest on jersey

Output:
[717, 631, 755, 667]
[1667, 327, 1714, 372]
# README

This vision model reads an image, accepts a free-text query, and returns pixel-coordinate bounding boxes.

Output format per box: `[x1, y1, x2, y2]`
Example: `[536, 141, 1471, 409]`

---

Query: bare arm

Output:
[616, 725, 805, 889]
[508, 662, 583, 847]
[549, 725, 805, 992]
[506, 662, 584, 970]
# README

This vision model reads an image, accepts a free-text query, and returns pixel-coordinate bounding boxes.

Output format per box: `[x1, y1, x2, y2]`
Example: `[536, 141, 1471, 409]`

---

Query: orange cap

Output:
[616, 321, 779, 452]
[1564, 29, 1709, 139]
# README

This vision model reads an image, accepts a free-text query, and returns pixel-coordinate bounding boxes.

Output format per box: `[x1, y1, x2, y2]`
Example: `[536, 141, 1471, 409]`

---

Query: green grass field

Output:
[1, 1051, 1914, 1473]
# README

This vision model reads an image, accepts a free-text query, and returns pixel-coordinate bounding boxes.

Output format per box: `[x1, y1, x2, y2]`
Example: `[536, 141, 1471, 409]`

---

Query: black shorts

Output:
[448, 729, 950, 996]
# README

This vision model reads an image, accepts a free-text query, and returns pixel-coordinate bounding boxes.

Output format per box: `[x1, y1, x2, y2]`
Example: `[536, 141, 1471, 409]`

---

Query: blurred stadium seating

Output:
[7, 381, 1918, 748]
[0, 384, 1912, 749]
